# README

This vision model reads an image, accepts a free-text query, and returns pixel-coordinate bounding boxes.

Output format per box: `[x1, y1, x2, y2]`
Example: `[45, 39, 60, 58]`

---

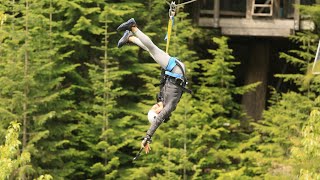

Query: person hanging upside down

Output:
[116, 18, 191, 154]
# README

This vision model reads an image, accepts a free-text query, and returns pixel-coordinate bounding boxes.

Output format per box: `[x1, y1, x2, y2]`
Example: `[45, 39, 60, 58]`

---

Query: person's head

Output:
[147, 102, 164, 124]
[147, 109, 158, 124]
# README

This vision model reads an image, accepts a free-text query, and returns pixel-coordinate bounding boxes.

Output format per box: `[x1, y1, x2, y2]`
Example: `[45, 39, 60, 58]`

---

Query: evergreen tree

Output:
[252, 31, 319, 178]
[255, 91, 313, 179]
[79, 1, 143, 179]
[291, 109, 320, 179]
[0, 0, 77, 178]
[189, 36, 259, 179]
[0, 122, 30, 179]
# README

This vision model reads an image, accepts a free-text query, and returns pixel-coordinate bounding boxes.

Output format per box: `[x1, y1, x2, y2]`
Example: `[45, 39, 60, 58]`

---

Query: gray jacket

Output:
[146, 79, 183, 138]
[146, 60, 186, 138]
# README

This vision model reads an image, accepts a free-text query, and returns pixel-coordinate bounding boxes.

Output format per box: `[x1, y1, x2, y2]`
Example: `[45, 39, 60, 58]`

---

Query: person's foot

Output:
[116, 18, 136, 31]
[117, 30, 132, 48]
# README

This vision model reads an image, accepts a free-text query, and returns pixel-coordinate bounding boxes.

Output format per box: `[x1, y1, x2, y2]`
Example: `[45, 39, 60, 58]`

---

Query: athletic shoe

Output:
[116, 18, 136, 31]
[117, 30, 132, 48]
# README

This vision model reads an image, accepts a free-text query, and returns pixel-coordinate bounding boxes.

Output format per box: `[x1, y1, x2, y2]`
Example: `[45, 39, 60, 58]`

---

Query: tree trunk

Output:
[103, 13, 109, 170]
[23, 0, 29, 152]
[241, 40, 270, 124]
[22, 1, 29, 180]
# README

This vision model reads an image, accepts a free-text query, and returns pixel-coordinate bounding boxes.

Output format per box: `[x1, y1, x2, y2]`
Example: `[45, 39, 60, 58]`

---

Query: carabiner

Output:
[169, 1, 176, 17]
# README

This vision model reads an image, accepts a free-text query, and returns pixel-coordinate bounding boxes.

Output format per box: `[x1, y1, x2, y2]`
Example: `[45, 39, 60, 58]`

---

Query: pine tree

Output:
[81, 1, 144, 179]
[291, 109, 320, 179]
[189, 36, 259, 179]
[252, 31, 319, 178]
[0, 0, 77, 178]
[0, 122, 30, 179]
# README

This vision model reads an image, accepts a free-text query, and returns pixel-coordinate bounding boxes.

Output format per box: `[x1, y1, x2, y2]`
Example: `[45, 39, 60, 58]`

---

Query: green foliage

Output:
[300, 4, 320, 31]
[0, 0, 77, 178]
[187, 36, 260, 179]
[253, 92, 313, 178]
[277, 32, 318, 91]
[291, 110, 320, 178]
[36, 174, 53, 180]
[252, 7, 320, 178]
[2, 0, 320, 179]
[0, 122, 30, 180]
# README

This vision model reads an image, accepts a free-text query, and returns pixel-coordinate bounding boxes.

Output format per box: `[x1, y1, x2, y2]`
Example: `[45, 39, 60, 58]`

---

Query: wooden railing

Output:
[252, 0, 273, 16]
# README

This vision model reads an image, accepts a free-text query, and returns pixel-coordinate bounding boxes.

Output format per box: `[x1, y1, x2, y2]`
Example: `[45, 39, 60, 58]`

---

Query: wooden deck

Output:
[199, 17, 314, 37]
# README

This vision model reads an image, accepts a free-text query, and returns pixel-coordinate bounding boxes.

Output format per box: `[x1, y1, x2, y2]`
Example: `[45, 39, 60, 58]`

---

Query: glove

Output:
[141, 136, 152, 154]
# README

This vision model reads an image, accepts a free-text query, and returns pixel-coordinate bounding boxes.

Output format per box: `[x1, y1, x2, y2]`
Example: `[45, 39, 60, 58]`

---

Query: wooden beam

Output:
[213, 0, 220, 27]
[255, 4, 272, 7]
[200, 10, 245, 17]
[221, 27, 292, 37]
[274, 0, 280, 18]
[253, 0, 273, 16]
[201, 18, 295, 28]
[246, 0, 253, 19]
[193, 0, 200, 25]
[198, 17, 314, 37]
[256, 0, 272, 11]
[294, 0, 300, 30]
[252, 13, 273, 16]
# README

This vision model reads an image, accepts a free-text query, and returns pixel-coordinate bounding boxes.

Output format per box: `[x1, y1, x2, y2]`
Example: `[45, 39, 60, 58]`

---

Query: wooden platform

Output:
[199, 18, 314, 37]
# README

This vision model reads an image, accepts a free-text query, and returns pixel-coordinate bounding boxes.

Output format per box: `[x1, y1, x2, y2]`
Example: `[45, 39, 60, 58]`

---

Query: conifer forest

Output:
[1, 0, 320, 179]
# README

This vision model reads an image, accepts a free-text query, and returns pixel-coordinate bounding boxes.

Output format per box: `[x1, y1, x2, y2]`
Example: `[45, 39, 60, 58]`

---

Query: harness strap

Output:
[179, 84, 193, 94]
[165, 71, 183, 79]
[174, 59, 186, 78]
[165, 57, 176, 72]
[164, 57, 192, 94]
[165, 57, 186, 79]
[165, 2, 176, 53]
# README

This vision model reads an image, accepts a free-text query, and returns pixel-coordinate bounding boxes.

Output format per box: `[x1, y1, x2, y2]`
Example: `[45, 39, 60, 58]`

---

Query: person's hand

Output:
[141, 137, 152, 154]
[155, 102, 164, 114]
[142, 142, 151, 154]
[151, 102, 163, 114]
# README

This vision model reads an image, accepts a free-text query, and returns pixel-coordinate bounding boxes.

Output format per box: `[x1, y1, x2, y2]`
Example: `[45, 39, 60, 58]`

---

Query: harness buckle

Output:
[167, 76, 185, 86]
[175, 77, 185, 86]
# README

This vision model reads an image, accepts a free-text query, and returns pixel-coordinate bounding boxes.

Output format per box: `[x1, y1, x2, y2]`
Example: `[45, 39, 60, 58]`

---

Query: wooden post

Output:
[246, 0, 253, 19]
[283, 0, 288, 18]
[213, 0, 220, 27]
[193, 0, 200, 25]
[241, 40, 270, 123]
[294, 0, 300, 30]
[273, 0, 280, 18]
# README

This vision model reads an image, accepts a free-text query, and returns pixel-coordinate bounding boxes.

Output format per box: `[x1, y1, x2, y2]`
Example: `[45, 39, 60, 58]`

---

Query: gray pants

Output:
[133, 29, 185, 74]
[132, 29, 184, 137]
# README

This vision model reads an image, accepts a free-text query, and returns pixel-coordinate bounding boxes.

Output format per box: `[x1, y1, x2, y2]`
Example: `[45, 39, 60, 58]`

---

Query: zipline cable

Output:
[165, 2, 176, 53]
[164, 0, 198, 53]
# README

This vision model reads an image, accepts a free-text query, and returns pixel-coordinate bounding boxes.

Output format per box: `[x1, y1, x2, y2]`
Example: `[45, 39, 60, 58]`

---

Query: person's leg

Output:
[129, 36, 149, 52]
[117, 18, 183, 74]
[131, 27, 171, 70]
[117, 30, 154, 58]
[129, 36, 155, 59]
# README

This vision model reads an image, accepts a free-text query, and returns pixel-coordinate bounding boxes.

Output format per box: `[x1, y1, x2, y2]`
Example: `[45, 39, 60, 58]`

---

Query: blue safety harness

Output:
[165, 57, 184, 79]
[156, 57, 192, 105]
[163, 57, 192, 94]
